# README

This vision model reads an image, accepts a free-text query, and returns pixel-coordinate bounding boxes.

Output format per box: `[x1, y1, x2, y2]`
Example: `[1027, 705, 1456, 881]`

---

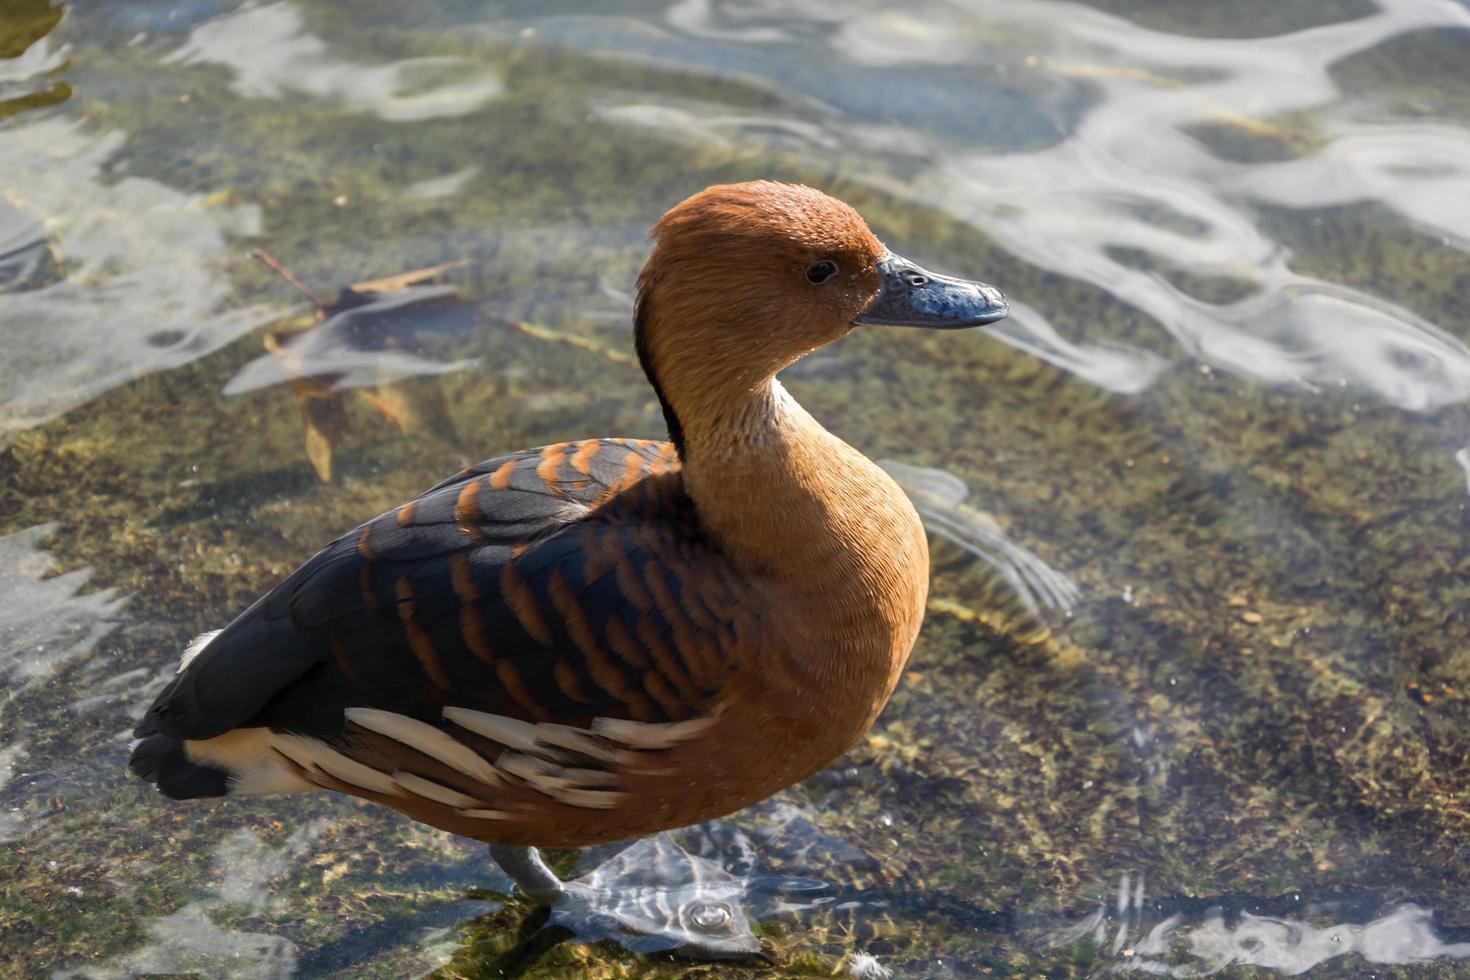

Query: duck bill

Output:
[854, 252, 1008, 329]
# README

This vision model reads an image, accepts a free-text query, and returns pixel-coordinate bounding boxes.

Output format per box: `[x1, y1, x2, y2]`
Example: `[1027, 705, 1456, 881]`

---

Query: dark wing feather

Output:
[135, 438, 731, 746]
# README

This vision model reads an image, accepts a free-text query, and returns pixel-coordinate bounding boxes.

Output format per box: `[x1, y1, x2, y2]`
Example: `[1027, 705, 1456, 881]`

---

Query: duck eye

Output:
[805, 260, 839, 284]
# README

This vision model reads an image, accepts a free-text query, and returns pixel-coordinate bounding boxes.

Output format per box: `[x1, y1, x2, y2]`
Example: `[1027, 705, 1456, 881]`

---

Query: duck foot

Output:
[489, 843, 565, 904]
[489, 834, 764, 960]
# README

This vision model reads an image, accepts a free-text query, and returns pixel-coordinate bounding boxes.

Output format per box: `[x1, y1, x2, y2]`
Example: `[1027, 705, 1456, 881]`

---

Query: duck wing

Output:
[131, 438, 751, 805]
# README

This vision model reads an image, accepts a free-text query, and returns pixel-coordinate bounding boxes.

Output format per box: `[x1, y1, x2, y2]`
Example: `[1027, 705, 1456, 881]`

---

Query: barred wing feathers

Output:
[131, 439, 754, 833]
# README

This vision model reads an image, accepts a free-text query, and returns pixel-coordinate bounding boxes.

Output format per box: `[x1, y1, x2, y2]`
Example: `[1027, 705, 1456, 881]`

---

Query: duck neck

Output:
[633, 298, 928, 695]
[672, 375, 835, 575]
[677, 377, 805, 468]
[669, 374, 928, 743]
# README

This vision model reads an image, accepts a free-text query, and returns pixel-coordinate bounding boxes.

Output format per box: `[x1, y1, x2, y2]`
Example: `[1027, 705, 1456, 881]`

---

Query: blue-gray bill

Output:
[854, 252, 1008, 329]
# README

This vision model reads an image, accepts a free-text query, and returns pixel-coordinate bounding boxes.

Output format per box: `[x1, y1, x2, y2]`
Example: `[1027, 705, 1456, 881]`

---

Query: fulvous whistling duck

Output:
[130, 181, 1007, 942]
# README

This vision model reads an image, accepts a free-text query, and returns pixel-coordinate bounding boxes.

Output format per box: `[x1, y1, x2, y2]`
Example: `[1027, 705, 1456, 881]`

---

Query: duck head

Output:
[635, 181, 1007, 454]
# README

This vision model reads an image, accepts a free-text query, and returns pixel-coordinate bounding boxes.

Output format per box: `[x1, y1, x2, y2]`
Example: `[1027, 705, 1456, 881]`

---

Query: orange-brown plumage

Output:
[637, 182, 885, 447]
[131, 181, 1007, 862]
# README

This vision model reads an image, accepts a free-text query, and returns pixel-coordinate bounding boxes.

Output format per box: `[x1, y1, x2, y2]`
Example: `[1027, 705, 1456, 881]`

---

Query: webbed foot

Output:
[489, 834, 762, 960]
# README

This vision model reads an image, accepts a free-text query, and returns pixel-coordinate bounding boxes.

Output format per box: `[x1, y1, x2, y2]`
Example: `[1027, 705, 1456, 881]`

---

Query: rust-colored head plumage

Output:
[635, 182, 887, 453]
[649, 181, 883, 270]
[633, 181, 1006, 458]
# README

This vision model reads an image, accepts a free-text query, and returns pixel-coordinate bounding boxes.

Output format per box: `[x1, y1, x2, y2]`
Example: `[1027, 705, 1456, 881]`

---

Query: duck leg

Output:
[488, 843, 566, 904]
[487, 835, 763, 961]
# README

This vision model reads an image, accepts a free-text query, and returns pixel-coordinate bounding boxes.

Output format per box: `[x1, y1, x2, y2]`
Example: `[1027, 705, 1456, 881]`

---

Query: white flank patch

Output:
[345, 707, 503, 787]
[443, 706, 544, 753]
[230, 758, 316, 796]
[554, 786, 626, 809]
[392, 771, 484, 809]
[592, 715, 715, 749]
[496, 753, 625, 809]
[530, 724, 632, 766]
[441, 708, 709, 810]
[457, 808, 512, 820]
[494, 752, 560, 787]
[184, 728, 314, 796]
[184, 728, 275, 770]
[178, 628, 223, 673]
[271, 733, 402, 798]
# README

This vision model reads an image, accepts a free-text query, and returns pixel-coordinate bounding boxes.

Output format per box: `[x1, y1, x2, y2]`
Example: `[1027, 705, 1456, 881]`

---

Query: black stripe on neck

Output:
[632, 289, 687, 460]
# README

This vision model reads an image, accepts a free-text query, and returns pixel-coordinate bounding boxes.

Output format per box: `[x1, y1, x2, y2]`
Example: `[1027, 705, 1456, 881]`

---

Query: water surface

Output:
[3, 0, 1470, 975]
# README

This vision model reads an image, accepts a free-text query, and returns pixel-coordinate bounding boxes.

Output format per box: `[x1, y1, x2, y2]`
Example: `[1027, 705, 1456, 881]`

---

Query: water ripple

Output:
[886, 0, 1470, 406]
[0, 524, 126, 712]
[165, 2, 504, 121]
[1047, 875, 1470, 976]
[551, 0, 1470, 410]
[0, 118, 270, 432]
[882, 460, 1081, 619]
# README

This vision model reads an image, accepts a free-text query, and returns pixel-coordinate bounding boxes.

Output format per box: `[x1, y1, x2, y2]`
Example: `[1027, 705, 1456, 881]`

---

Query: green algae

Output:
[0, 0, 62, 59]
[3, 1, 1470, 977]
[1256, 201, 1470, 334]
[0, 0, 69, 120]
[1180, 112, 1328, 165]
[1330, 27, 1470, 121]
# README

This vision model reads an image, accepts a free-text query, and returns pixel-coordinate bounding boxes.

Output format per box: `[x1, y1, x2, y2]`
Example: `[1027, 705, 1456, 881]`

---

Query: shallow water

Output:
[3, 0, 1470, 975]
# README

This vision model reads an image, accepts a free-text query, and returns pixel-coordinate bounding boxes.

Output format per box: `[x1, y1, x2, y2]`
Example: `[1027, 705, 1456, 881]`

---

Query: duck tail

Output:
[128, 733, 229, 800]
